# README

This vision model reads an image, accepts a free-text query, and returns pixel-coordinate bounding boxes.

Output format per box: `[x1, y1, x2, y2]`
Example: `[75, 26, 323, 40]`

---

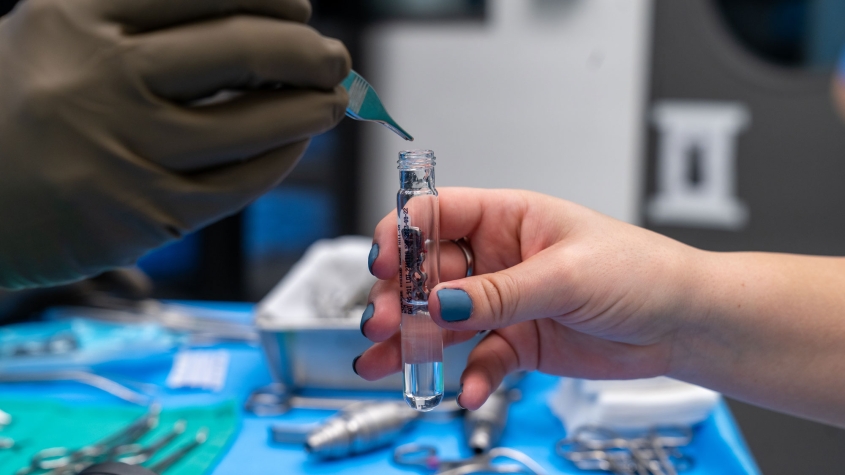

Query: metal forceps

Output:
[394, 444, 547, 475]
[112, 420, 186, 465]
[146, 427, 208, 474]
[17, 406, 160, 475]
[555, 426, 694, 475]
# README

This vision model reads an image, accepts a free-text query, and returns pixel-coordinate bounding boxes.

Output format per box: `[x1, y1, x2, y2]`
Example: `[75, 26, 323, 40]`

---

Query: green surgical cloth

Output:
[0, 399, 238, 474]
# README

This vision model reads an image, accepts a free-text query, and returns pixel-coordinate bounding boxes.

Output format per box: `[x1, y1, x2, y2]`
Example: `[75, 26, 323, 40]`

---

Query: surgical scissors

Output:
[394, 444, 547, 475]
[555, 426, 694, 475]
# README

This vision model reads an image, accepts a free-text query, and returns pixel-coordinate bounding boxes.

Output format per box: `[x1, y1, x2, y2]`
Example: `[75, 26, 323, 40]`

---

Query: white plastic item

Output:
[549, 377, 721, 433]
[166, 349, 230, 392]
[257, 236, 377, 329]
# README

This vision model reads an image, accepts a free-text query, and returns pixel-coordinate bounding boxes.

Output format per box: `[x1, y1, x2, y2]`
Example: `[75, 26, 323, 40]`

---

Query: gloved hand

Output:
[0, 0, 350, 288]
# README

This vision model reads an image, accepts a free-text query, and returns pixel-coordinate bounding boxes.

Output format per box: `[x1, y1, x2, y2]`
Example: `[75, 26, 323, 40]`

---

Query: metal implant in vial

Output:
[397, 149, 444, 411]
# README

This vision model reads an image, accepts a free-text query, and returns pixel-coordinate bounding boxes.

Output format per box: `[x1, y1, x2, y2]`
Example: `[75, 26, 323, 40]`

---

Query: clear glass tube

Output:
[397, 149, 443, 412]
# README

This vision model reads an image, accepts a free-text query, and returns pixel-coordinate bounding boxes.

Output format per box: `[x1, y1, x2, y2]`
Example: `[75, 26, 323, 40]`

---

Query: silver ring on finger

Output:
[452, 237, 474, 278]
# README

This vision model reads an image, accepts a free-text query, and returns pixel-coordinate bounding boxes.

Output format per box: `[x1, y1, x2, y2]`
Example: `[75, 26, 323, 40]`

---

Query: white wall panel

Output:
[358, 0, 653, 232]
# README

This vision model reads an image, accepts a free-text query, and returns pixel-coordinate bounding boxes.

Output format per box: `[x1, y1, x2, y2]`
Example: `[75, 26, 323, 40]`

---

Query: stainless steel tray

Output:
[259, 326, 478, 392]
[256, 237, 478, 392]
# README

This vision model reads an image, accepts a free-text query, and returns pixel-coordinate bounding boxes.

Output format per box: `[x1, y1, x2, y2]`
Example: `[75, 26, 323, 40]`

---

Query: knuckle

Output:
[301, 35, 350, 89]
[479, 273, 519, 327]
[320, 39, 351, 85]
[218, 16, 262, 73]
[20, 74, 84, 123]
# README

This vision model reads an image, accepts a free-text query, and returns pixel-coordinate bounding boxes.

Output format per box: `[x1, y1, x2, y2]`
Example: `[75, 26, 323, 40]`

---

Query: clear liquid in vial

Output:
[401, 306, 444, 411]
[403, 362, 444, 411]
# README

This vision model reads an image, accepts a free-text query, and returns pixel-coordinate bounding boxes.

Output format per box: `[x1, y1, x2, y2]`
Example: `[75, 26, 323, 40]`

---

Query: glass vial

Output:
[397, 149, 444, 411]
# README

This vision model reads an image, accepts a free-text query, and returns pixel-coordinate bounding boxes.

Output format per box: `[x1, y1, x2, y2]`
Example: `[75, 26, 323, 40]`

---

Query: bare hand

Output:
[358, 188, 700, 410]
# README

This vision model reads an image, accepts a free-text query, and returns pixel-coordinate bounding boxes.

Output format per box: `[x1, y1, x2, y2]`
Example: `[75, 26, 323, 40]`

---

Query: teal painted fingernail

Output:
[360, 303, 375, 336]
[352, 355, 361, 376]
[438, 289, 473, 322]
[368, 243, 379, 275]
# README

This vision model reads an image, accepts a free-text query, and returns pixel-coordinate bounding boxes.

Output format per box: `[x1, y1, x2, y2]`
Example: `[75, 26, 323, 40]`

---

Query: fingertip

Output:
[372, 213, 401, 277]
[369, 243, 398, 280]
[353, 335, 403, 380]
[325, 38, 352, 83]
[359, 302, 375, 337]
[296, 0, 313, 23]
[458, 372, 494, 411]
[352, 353, 380, 381]
[315, 38, 352, 93]
[365, 280, 402, 342]
[352, 355, 361, 376]
[367, 243, 379, 275]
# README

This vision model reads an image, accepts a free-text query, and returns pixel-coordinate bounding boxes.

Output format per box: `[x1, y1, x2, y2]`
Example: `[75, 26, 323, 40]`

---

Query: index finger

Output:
[98, 0, 311, 32]
[132, 18, 350, 101]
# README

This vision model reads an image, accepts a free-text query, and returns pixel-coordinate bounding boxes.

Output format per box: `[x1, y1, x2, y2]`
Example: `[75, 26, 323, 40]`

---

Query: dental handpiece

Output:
[464, 386, 520, 454]
[269, 399, 464, 459]
[303, 401, 419, 459]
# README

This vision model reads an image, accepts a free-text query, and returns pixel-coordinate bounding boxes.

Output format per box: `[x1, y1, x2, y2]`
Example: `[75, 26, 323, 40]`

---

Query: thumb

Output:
[429, 251, 569, 331]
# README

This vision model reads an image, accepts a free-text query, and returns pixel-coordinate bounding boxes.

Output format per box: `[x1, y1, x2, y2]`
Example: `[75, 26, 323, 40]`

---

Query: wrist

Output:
[663, 246, 723, 379]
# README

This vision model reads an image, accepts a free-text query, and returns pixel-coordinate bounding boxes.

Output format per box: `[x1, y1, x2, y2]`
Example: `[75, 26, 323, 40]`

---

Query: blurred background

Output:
[2, 0, 845, 473]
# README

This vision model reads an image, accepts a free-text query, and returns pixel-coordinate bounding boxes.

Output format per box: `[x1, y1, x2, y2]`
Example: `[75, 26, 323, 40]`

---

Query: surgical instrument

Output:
[393, 444, 547, 475]
[464, 385, 520, 454]
[306, 401, 417, 458]
[0, 436, 14, 451]
[78, 462, 157, 475]
[113, 421, 186, 466]
[54, 302, 258, 344]
[274, 401, 419, 459]
[269, 398, 463, 458]
[555, 425, 694, 475]
[2, 332, 79, 358]
[0, 370, 152, 405]
[342, 70, 413, 141]
[146, 428, 208, 474]
[245, 383, 361, 416]
[18, 406, 160, 475]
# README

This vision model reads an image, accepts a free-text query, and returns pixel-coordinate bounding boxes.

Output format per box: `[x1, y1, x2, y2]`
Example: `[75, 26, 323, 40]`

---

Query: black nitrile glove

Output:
[0, 0, 350, 288]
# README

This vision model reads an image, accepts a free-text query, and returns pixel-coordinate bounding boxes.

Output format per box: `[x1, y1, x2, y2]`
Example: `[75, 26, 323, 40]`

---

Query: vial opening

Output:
[398, 149, 436, 169]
